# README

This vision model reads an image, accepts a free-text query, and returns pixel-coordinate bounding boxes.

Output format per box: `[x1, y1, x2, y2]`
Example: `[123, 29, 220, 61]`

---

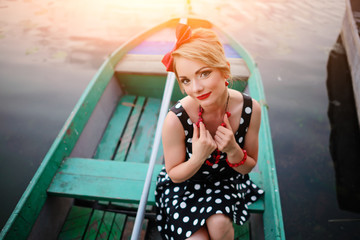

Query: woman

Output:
[155, 23, 264, 240]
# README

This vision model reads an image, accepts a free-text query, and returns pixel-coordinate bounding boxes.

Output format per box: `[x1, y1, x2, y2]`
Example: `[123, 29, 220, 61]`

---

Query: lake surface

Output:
[1, 0, 360, 239]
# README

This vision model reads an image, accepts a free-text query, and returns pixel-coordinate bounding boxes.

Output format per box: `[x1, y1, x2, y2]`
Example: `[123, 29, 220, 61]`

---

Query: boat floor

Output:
[48, 93, 264, 239]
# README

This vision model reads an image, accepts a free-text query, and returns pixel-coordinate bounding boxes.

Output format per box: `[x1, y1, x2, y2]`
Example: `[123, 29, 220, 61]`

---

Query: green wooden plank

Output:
[95, 211, 116, 240]
[58, 206, 93, 240]
[114, 96, 146, 162]
[83, 210, 104, 239]
[234, 222, 250, 240]
[49, 158, 160, 180]
[121, 216, 134, 240]
[126, 97, 161, 163]
[120, 217, 148, 240]
[247, 198, 264, 213]
[48, 173, 159, 204]
[47, 158, 164, 204]
[108, 214, 126, 240]
[94, 95, 137, 216]
[248, 171, 261, 186]
[94, 95, 136, 160]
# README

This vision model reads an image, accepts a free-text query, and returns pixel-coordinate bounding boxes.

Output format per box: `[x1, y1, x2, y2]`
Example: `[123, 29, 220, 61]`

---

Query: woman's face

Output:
[175, 56, 225, 106]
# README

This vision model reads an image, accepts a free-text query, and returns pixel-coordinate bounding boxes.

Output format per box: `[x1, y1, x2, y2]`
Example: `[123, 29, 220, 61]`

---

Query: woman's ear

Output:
[224, 61, 231, 79]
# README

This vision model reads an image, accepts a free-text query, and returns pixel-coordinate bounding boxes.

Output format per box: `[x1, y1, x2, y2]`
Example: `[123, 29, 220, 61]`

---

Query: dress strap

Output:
[169, 101, 194, 134]
[237, 93, 253, 148]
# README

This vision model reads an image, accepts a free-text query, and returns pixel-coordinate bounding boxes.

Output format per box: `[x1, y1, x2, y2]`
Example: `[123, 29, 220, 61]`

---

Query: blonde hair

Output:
[172, 28, 231, 91]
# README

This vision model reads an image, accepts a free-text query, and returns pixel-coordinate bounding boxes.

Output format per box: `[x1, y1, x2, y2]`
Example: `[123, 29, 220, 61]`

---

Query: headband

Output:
[161, 23, 192, 72]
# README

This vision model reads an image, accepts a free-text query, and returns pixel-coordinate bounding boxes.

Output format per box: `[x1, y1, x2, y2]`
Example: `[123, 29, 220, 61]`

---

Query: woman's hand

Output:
[191, 122, 217, 164]
[214, 114, 238, 154]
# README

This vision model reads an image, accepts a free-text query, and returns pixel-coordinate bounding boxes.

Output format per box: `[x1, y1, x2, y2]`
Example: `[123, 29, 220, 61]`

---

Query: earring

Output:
[225, 81, 229, 86]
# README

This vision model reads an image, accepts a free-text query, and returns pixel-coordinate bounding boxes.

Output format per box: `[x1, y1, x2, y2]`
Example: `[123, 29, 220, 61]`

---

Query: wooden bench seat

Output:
[47, 158, 264, 211]
[48, 158, 163, 204]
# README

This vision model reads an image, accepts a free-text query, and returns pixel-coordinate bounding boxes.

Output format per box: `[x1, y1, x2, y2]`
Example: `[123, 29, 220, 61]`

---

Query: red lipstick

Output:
[197, 92, 211, 100]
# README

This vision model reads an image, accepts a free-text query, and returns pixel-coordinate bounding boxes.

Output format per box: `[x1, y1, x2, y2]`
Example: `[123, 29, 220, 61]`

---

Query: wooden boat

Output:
[0, 17, 285, 240]
[341, 0, 360, 126]
[327, 37, 360, 214]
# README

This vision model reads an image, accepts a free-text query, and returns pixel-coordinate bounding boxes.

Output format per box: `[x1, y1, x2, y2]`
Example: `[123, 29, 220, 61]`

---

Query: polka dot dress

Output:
[155, 93, 264, 239]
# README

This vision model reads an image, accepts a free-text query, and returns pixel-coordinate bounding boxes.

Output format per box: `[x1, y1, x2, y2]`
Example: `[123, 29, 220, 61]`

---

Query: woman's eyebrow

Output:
[195, 67, 209, 75]
[178, 67, 209, 79]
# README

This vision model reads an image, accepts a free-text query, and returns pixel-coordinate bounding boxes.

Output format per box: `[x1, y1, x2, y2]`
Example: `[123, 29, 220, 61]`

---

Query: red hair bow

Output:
[162, 23, 192, 72]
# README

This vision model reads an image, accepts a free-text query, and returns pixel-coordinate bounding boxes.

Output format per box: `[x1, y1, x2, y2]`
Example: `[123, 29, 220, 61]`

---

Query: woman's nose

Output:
[192, 80, 204, 92]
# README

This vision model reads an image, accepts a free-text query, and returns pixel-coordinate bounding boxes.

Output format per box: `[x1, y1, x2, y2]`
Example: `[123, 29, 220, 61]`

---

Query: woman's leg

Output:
[206, 214, 234, 240]
[186, 226, 210, 240]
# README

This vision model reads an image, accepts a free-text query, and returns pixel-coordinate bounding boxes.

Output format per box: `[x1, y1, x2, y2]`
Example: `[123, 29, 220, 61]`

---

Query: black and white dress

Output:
[155, 93, 264, 240]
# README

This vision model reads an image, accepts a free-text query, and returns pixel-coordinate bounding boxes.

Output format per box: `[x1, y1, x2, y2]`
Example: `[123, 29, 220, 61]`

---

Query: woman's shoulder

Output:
[179, 96, 198, 116]
[179, 95, 195, 109]
[229, 89, 260, 108]
[163, 109, 185, 134]
[166, 96, 194, 129]
[229, 89, 243, 101]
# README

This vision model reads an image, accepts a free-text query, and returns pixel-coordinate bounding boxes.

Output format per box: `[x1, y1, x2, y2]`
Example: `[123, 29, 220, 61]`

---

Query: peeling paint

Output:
[122, 102, 135, 107]
[66, 128, 71, 136]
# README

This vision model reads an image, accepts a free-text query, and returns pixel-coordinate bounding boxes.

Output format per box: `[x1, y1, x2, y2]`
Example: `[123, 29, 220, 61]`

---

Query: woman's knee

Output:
[206, 214, 234, 240]
[186, 226, 209, 240]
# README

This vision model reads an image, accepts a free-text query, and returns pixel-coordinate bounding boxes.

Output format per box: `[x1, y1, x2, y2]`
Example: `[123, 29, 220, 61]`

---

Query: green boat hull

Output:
[0, 17, 285, 240]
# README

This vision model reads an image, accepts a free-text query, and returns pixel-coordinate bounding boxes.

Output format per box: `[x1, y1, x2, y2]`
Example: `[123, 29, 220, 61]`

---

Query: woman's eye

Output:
[200, 70, 211, 78]
[180, 78, 190, 85]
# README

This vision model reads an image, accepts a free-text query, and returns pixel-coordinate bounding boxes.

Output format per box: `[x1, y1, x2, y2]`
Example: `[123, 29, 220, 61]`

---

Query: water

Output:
[1, 0, 359, 239]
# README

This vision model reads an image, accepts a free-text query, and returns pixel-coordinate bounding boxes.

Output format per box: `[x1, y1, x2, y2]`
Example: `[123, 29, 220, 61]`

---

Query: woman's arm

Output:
[215, 99, 261, 174]
[163, 112, 217, 183]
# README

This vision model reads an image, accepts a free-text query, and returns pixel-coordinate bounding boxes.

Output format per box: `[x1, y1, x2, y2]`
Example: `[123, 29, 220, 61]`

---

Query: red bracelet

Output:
[226, 149, 247, 168]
